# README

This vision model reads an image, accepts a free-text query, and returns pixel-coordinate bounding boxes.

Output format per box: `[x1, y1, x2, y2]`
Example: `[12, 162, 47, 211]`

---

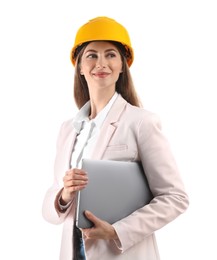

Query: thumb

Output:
[85, 210, 99, 223]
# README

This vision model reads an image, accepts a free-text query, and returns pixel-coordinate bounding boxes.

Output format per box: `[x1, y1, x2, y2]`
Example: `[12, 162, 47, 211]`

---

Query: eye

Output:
[106, 52, 116, 58]
[86, 53, 98, 59]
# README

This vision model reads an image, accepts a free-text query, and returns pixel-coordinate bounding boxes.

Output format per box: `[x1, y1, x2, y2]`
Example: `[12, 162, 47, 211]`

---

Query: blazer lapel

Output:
[91, 95, 127, 159]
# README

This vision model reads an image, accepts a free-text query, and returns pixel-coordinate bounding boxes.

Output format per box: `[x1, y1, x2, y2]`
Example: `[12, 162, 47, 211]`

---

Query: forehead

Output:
[84, 41, 120, 52]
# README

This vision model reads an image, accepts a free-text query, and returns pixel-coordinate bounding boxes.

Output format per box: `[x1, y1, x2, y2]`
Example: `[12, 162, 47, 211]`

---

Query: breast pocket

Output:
[103, 144, 137, 161]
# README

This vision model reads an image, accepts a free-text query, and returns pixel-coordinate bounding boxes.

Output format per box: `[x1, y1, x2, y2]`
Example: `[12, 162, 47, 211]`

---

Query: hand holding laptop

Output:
[76, 159, 153, 229]
[81, 210, 119, 240]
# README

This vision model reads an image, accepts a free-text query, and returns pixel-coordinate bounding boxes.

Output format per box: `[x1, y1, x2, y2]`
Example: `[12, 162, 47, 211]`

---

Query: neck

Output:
[89, 88, 115, 119]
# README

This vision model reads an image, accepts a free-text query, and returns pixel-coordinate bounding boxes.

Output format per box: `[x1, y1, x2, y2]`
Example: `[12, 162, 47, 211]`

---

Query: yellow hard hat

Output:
[70, 16, 134, 67]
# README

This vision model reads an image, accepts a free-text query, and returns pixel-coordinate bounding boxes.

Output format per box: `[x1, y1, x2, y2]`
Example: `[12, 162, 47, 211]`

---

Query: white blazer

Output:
[42, 95, 189, 260]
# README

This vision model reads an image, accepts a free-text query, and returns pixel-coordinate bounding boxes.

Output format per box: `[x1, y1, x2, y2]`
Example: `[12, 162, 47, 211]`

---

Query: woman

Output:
[42, 16, 189, 260]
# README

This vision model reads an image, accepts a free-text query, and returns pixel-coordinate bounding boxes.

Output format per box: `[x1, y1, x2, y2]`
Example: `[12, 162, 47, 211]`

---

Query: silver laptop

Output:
[76, 159, 153, 229]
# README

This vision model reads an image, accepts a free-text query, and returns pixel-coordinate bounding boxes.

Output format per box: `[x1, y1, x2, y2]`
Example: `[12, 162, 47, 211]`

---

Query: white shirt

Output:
[59, 92, 118, 210]
[71, 92, 118, 169]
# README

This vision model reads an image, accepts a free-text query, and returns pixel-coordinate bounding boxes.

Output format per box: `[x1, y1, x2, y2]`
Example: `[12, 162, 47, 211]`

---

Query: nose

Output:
[96, 56, 106, 69]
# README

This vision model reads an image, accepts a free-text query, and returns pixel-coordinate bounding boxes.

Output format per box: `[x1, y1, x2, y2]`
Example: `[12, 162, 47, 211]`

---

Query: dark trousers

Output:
[73, 224, 86, 260]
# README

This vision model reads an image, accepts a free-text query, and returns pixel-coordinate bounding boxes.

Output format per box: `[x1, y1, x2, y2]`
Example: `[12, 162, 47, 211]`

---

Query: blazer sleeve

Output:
[42, 120, 77, 225]
[113, 112, 189, 253]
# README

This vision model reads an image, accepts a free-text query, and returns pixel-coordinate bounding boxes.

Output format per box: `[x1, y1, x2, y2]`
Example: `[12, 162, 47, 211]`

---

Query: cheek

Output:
[80, 59, 89, 71]
[114, 64, 123, 74]
[81, 63, 94, 74]
[115, 62, 123, 72]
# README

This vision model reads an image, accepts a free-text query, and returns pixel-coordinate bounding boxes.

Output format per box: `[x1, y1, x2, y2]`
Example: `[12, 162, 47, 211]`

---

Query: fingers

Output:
[63, 168, 88, 192]
[81, 211, 118, 240]
[65, 168, 87, 179]
[61, 168, 88, 203]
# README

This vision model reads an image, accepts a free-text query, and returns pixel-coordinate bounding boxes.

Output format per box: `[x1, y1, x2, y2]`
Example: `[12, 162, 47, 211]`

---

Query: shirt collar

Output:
[73, 102, 90, 133]
[93, 92, 118, 129]
[73, 92, 118, 133]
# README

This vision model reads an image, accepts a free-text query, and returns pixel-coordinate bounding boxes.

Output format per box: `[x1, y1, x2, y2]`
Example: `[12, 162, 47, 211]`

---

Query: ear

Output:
[80, 71, 84, 75]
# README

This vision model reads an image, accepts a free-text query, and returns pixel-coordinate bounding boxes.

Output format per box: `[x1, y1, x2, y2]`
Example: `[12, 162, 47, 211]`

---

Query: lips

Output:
[93, 72, 110, 78]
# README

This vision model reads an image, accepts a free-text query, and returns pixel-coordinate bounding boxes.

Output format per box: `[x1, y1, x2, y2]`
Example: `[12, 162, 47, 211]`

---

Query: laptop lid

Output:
[76, 159, 153, 229]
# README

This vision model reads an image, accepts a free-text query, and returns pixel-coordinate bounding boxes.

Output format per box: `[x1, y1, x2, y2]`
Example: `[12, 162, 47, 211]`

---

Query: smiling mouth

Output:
[93, 72, 110, 78]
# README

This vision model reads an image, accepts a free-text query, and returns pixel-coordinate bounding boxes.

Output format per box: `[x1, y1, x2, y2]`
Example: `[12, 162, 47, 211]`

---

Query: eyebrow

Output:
[84, 48, 118, 54]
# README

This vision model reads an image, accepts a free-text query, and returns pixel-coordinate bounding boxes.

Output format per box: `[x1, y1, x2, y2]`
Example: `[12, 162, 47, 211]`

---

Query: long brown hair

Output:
[73, 41, 142, 109]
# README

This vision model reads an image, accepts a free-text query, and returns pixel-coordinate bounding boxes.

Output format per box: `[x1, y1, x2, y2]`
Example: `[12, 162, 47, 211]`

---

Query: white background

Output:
[0, 0, 216, 259]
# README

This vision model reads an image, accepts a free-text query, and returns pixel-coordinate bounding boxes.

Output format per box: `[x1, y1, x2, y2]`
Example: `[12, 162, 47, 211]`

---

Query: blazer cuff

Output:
[55, 188, 73, 213]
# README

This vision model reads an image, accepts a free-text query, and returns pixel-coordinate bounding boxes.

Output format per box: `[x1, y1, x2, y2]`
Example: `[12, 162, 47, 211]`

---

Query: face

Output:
[79, 41, 123, 92]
